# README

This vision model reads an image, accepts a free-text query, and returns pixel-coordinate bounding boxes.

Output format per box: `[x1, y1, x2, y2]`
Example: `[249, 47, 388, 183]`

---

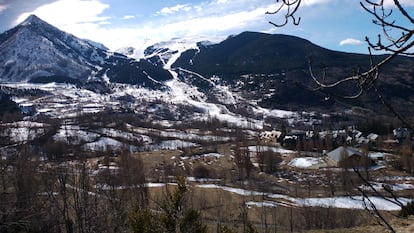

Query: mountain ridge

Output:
[169, 31, 414, 113]
[173, 31, 400, 78]
[0, 15, 172, 89]
[1, 15, 414, 117]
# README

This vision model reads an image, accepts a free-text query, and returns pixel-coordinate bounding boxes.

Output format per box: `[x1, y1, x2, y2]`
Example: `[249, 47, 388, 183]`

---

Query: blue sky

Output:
[0, 0, 413, 53]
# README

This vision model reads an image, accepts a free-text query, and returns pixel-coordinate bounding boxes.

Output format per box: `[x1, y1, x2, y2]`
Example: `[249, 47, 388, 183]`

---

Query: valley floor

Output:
[1, 83, 414, 232]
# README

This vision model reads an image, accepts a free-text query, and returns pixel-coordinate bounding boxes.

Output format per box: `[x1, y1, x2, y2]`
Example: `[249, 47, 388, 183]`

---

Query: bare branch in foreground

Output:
[268, 0, 414, 127]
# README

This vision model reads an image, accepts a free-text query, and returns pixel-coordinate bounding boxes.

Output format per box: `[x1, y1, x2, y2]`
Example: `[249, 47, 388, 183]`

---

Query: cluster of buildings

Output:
[259, 126, 411, 168]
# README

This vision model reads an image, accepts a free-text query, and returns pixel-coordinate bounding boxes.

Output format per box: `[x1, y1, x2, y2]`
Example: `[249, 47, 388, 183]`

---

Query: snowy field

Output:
[197, 184, 411, 211]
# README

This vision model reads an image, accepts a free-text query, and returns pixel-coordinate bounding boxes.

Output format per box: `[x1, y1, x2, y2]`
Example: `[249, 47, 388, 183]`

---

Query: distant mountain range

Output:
[0, 15, 171, 89]
[1, 15, 414, 117]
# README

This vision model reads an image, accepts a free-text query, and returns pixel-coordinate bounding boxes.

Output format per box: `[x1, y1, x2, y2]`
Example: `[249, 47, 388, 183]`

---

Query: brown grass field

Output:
[124, 148, 414, 232]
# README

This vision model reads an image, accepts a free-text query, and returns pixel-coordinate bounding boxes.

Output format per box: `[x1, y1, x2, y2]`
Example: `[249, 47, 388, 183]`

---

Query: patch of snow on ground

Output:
[99, 128, 145, 142]
[197, 184, 263, 196]
[145, 183, 167, 188]
[83, 137, 123, 151]
[145, 140, 199, 151]
[296, 196, 410, 211]
[186, 177, 222, 182]
[54, 125, 100, 144]
[248, 146, 295, 156]
[182, 153, 225, 160]
[359, 182, 414, 192]
[246, 201, 276, 208]
[288, 157, 325, 168]
[1, 121, 47, 143]
[267, 109, 298, 118]
[197, 184, 410, 211]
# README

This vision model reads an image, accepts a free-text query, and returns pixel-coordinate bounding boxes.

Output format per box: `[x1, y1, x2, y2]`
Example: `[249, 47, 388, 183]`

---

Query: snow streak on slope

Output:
[114, 37, 304, 129]
[142, 39, 264, 129]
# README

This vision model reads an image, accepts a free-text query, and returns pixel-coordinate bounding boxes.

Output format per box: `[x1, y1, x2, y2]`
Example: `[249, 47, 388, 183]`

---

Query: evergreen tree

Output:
[129, 176, 207, 233]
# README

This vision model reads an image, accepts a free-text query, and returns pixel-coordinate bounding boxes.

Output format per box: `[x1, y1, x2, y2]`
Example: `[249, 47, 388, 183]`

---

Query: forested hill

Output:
[171, 31, 414, 113]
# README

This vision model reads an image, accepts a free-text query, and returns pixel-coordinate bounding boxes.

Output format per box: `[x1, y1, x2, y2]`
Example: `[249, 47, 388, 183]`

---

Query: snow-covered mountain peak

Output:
[117, 36, 222, 61]
[20, 14, 44, 26]
[116, 37, 198, 61]
[116, 38, 158, 59]
[16, 14, 70, 41]
[0, 15, 104, 82]
[0, 15, 173, 88]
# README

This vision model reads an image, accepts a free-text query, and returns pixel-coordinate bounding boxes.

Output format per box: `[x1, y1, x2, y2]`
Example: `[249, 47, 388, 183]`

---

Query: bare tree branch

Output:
[357, 187, 397, 233]
[352, 168, 401, 233]
[268, 0, 414, 127]
[266, 0, 302, 27]
[361, 1, 414, 56]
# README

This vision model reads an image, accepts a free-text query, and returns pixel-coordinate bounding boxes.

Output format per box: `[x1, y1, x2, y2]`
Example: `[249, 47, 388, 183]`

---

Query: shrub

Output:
[399, 200, 414, 217]
[193, 165, 211, 178]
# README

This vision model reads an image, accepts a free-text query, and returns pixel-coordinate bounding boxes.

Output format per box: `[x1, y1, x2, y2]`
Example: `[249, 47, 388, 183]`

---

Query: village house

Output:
[325, 146, 368, 168]
[393, 127, 410, 143]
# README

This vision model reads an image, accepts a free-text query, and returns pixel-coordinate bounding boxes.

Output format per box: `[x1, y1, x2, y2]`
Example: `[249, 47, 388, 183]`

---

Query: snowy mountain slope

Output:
[1, 81, 321, 157]
[114, 34, 323, 129]
[0, 15, 96, 82]
[0, 15, 172, 89]
[0, 26, 331, 155]
[126, 36, 272, 128]
[171, 31, 414, 113]
[117, 36, 221, 61]
[0, 16, 357, 132]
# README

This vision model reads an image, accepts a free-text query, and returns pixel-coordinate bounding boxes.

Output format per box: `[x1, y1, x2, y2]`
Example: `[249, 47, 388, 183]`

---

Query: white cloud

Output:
[15, 0, 110, 27]
[383, 0, 414, 8]
[122, 15, 135, 20]
[122, 0, 278, 49]
[152, 3, 278, 39]
[161, 8, 264, 35]
[339, 38, 363, 46]
[159, 4, 192, 15]
[0, 4, 8, 13]
[9, 0, 330, 51]
[303, 0, 331, 6]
